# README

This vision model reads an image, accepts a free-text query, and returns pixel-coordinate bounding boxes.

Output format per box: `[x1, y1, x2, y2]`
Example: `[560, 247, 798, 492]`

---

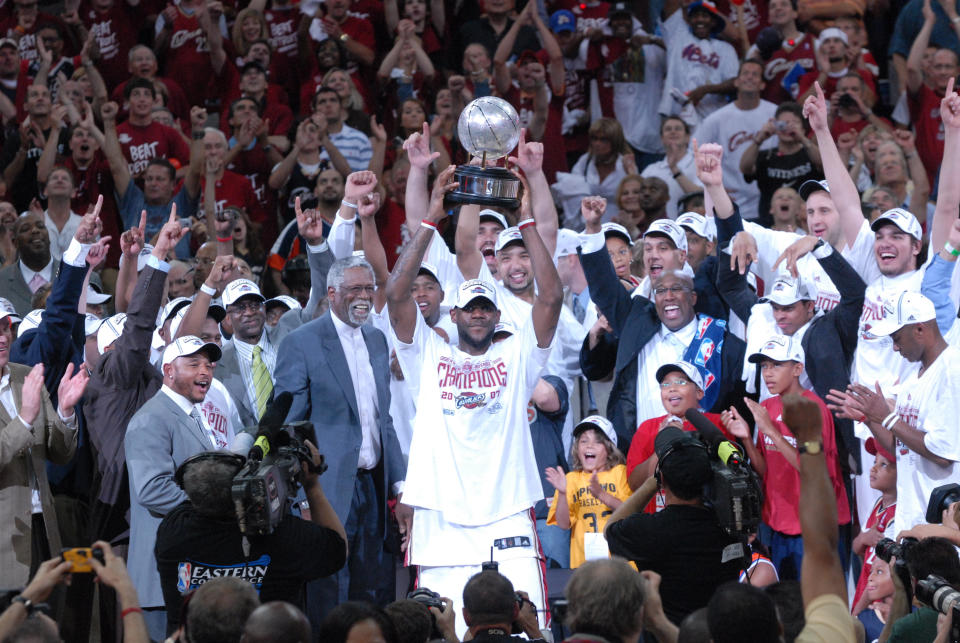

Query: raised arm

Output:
[931, 78, 960, 251]
[36, 105, 68, 185]
[387, 165, 457, 343]
[175, 255, 234, 339]
[100, 101, 131, 201]
[694, 139, 734, 219]
[403, 122, 440, 233]
[906, 0, 936, 96]
[508, 128, 558, 255]
[455, 202, 485, 280]
[523, 191, 563, 348]
[181, 107, 207, 200]
[198, 2, 226, 75]
[895, 129, 931, 226]
[357, 189, 388, 312]
[492, 3, 533, 94]
[803, 83, 863, 248]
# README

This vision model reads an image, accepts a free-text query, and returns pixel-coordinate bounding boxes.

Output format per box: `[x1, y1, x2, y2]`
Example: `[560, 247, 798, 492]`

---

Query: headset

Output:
[654, 437, 709, 487]
[174, 451, 247, 488]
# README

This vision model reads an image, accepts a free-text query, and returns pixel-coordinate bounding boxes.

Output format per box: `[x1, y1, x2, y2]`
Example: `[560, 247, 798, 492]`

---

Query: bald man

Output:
[241, 602, 311, 643]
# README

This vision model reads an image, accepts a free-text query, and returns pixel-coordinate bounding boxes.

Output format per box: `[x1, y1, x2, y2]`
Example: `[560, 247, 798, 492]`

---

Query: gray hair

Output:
[182, 455, 243, 518]
[565, 559, 645, 640]
[327, 256, 375, 292]
[203, 127, 228, 146]
[187, 577, 260, 643]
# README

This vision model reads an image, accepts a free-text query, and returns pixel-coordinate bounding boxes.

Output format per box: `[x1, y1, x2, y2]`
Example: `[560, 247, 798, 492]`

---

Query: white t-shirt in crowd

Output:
[636, 317, 697, 424]
[658, 11, 739, 124]
[393, 309, 552, 529]
[611, 41, 666, 155]
[693, 100, 778, 220]
[743, 218, 880, 310]
[892, 345, 960, 537]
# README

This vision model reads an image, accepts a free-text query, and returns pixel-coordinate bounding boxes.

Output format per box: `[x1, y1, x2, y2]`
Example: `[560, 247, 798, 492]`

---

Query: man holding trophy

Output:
[388, 98, 562, 638]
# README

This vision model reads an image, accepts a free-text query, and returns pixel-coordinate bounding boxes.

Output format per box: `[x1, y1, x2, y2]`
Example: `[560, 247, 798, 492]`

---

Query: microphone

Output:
[248, 391, 294, 461]
[684, 408, 745, 467]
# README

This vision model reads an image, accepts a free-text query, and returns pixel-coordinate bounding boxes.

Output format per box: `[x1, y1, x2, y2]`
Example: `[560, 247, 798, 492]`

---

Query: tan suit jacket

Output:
[0, 362, 77, 590]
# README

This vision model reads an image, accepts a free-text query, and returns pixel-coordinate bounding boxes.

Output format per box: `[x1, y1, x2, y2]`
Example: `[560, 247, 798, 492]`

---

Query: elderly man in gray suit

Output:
[124, 335, 223, 640]
[276, 225, 408, 633]
[0, 211, 59, 316]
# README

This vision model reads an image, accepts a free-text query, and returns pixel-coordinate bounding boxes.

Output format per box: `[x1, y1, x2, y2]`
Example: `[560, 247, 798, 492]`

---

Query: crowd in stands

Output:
[3, 0, 960, 641]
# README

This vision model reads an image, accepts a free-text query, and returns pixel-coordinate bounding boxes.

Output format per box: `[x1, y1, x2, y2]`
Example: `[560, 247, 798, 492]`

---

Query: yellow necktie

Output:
[252, 345, 273, 419]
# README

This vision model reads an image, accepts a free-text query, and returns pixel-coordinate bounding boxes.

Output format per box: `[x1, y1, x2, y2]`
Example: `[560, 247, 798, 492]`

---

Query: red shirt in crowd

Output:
[82, 1, 138, 91]
[64, 153, 123, 268]
[761, 33, 816, 104]
[795, 68, 876, 103]
[162, 8, 215, 106]
[202, 170, 266, 229]
[908, 84, 945, 188]
[852, 496, 896, 608]
[756, 390, 851, 536]
[115, 120, 191, 176]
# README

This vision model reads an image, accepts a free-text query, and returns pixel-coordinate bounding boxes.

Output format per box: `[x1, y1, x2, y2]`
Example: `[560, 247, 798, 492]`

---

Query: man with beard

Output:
[385, 165, 563, 637]
[275, 173, 407, 629]
[0, 211, 56, 315]
[125, 334, 223, 640]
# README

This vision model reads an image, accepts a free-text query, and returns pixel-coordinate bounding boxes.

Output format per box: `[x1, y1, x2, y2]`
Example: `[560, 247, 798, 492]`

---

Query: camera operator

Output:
[459, 570, 545, 643]
[879, 537, 960, 643]
[154, 445, 347, 633]
[604, 427, 742, 624]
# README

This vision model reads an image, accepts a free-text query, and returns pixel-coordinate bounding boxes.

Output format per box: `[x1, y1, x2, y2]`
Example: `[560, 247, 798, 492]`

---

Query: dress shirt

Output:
[331, 311, 381, 469]
[0, 368, 76, 512]
[232, 331, 277, 419]
[636, 318, 698, 423]
[44, 211, 83, 261]
[19, 259, 54, 294]
[159, 384, 217, 448]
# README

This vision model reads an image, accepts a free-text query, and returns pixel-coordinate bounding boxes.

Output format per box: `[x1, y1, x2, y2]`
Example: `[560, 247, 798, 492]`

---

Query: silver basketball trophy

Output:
[448, 96, 522, 210]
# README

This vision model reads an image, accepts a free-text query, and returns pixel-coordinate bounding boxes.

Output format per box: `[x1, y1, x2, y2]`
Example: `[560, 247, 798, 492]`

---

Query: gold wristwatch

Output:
[798, 441, 823, 455]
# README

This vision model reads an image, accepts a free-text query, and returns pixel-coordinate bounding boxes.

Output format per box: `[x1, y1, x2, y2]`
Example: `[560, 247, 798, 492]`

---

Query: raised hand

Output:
[403, 122, 439, 170]
[729, 230, 758, 275]
[893, 128, 917, 155]
[100, 101, 119, 123]
[721, 406, 751, 440]
[357, 190, 382, 219]
[190, 106, 208, 133]
[782, 392, 826, 445]
[507, 128, 544, 175]
[21, 557, 72, 603]
[369, 115, 387, 143]
[294, 196, 325, 245]
[693, 139, 724, 187]
[544, 466, 567, 493]
[802, 82, 829, 133]
[773, 234, 820, 278]
[941, 78, 960, 130]
[85, 235, 112, 268]
[75, 195, 104, 244]
[120, 211, 147, 258]
[57, 362, 89, 414]
[152, 203, 188, 258]
[580, 196, 606, 233]
[344, 171, 378, 203]
[426, 164, 458, 224]
[205, 254, 237, 292]
[19, 363, 45, 427]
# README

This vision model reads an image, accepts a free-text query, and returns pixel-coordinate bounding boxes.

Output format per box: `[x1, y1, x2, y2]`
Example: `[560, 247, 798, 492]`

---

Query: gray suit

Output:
[275, 311, 405, 627]
[0, 260, 60, 316]
[0, 362, 76, 590]
[125, 389, 212, 608]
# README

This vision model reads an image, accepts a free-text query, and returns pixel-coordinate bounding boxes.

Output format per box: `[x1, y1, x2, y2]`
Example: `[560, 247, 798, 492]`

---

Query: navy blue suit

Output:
[275, 311, 405, 633]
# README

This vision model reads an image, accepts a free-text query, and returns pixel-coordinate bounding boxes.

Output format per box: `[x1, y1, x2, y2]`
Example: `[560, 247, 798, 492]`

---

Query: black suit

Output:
[578, 247, 748, 451]
[714, 209, 866, 471]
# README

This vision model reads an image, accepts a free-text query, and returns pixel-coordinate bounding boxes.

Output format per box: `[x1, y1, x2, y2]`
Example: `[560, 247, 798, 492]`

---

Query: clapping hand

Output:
[57, 362, 89, 416]
[721, 406, 751, 440]
[19, 363, 45, 427]
[545, 466, 567, 493]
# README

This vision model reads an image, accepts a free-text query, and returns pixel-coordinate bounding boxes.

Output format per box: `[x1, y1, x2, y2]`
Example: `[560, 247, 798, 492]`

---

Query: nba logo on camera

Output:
[177, 562, 192, 593]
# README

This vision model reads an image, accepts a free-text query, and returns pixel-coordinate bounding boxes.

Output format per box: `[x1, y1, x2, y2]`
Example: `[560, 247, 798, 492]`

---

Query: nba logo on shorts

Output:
[177, 562, 192, 593]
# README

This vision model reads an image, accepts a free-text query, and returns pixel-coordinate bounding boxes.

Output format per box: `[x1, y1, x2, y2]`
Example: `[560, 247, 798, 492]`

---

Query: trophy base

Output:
[447, 165, 521, 210]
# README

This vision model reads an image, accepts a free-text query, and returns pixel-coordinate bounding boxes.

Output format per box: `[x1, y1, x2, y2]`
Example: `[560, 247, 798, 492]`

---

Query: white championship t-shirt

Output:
[892, 345, 960, 537]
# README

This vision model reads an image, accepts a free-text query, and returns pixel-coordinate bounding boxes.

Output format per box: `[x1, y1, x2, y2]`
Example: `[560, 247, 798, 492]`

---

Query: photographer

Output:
[154, 445, 346, 633]
[604, 427, 742, 624]
[460, 570, 546, 643]
[879, 537, 960, 643]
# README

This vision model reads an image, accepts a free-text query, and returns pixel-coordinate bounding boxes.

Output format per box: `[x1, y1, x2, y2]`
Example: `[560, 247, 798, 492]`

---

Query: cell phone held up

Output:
[61, 547, 104, 573]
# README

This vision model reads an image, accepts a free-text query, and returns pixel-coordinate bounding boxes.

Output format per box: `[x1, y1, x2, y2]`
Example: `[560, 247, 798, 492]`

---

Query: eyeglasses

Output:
[660, 379, 691, 389]
[653, 286, 690, 296]
[227, 301, 263, 314]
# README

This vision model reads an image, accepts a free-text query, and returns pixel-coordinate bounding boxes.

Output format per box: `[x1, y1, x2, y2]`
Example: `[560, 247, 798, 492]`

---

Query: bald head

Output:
[241, 602, 311, 643]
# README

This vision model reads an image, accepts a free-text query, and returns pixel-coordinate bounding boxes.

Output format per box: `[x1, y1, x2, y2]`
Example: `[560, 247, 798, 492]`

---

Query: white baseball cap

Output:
[86, 285, 112, 305]
[84, 314, 105, 337]
[161, 335, 222, 367]
[97, 313, 127, 354]
[169, 301, 227, 339]
[161, 296, 193, 325]
[479, 209, 509, 230]
[748, 334, 806, 364]
[798, 179, 830, 201]
[676, 212, 714, 242]
[759, 275, 814, 306]
[265, 295, 302, 312]
[455, 279, 498, 309]
[0, 298, 21, 324]
[495, 227, 525, 254]
[643, 219, 688, 253]
[573, 415, 618, 444]
[655, 360, 705, 391]
[222, 279, 265, 307]
[493, 320, 516, 338]
[870, 207, 923, 241]
[16, 309, 43, 337]
[554, 228, 581, 260]
[602, 222, 634, 246]
[416, 262, 442, 284]
[869, 291, 937, 337]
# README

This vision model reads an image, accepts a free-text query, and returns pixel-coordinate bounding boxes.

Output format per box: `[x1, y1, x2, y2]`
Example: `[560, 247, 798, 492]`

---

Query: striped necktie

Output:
[252, 345, 273, 419]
